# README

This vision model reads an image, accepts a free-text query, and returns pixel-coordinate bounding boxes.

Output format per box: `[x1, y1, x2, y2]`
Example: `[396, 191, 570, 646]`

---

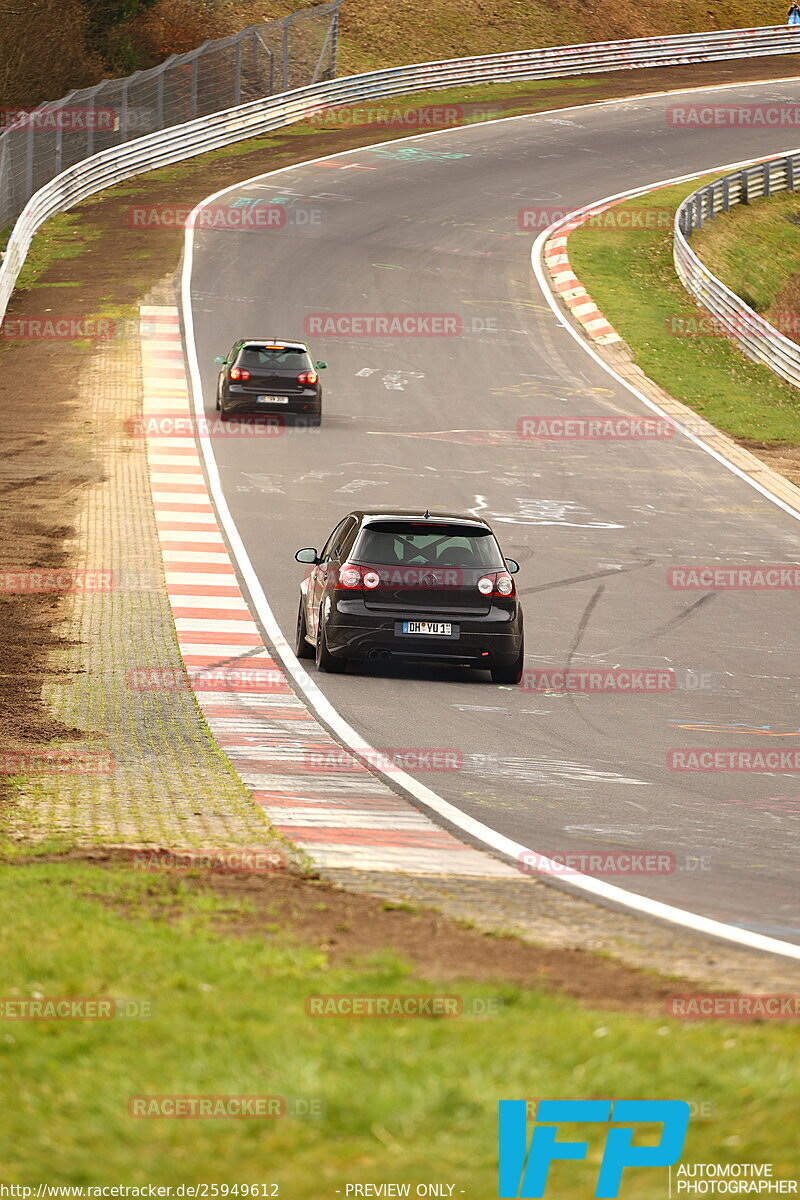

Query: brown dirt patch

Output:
[48, 847, 698, 1013]
[737, 440, 800, 486]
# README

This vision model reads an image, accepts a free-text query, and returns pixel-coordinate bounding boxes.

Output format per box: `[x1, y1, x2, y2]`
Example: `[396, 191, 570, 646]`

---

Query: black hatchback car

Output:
[214, 339, 327, 424]
[294, 509, 524, 683]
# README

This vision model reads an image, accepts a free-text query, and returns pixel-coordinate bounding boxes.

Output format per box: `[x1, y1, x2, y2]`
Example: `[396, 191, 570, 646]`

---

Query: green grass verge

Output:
[568, 179, 800, 445]
[0, 860, 796, 1190]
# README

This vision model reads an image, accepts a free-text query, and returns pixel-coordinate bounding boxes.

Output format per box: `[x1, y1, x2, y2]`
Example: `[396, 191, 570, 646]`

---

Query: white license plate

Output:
[257, 395, 289, 404]
[402, 621, 452, 636]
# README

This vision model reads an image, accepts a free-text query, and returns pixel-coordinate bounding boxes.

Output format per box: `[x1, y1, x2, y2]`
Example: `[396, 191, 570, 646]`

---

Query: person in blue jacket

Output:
[789, 3, 800, 25]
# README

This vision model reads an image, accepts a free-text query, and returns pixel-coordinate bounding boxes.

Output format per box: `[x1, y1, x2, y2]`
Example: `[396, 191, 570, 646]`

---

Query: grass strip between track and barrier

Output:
[568, 178, 800, 446]
[691, 190, 800, 324]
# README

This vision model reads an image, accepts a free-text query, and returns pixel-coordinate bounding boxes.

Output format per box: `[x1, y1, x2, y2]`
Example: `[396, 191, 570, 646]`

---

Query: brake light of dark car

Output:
[297, 370, 318, 386]
[230, 367, 251, 381]
[337, 564, 380, 591]
[477, 572, 515, 597]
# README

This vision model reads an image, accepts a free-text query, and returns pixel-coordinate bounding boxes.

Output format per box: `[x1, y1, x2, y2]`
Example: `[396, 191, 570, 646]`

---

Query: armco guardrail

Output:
[3, 24, 800, 327]
[675, 151, 800, 388]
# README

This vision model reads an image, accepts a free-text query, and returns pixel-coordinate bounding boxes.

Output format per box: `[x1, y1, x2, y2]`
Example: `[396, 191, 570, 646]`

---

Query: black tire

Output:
[316, 619, 346, 673]
[307, 410, 322, 428]
[295, 599, 315, 660]
[490, 642, 524, 685]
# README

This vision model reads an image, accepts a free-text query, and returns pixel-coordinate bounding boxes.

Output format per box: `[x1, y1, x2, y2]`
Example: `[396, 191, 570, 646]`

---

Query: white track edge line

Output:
[179, 89, 800, 962]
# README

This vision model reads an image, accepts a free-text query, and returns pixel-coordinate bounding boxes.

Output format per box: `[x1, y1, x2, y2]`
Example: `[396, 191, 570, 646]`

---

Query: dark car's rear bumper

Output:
[324, 599, 522, 666]
[221, 385, 320, 416]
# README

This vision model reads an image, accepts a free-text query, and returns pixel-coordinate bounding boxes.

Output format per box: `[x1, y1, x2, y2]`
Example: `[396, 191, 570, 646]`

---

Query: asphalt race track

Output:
[185, 78, 800, 945]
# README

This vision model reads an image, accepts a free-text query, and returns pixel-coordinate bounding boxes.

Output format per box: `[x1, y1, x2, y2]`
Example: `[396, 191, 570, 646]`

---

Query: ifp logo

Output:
[498, 1100, 690, 1197]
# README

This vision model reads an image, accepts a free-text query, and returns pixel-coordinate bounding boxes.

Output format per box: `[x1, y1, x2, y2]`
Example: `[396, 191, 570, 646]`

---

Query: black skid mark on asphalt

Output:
[518, 558, 655, 596]
[558, 585, 625, 742]
[565, 584, 605, 670]
[605, 592, 720, 653]
[557, 582, 657, 752]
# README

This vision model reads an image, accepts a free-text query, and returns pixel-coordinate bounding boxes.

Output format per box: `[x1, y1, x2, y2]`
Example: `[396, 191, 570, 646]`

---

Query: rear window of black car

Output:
[352, 522, 505, 569]
[237, 345, 312, 369]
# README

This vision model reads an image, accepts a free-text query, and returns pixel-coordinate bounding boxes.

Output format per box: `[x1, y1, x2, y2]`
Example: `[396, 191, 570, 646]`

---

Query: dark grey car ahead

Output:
[295, 509, 524, 684]
[215, 339, 326, 424]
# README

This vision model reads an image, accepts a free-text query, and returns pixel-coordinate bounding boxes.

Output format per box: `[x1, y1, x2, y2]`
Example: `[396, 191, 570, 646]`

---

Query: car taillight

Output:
[230, 367, 250, 381]
[337, 564, 363, 590]
[297, 371, 318, 385]
[477, 572, 515, 597]
[337, 564, 381, 591]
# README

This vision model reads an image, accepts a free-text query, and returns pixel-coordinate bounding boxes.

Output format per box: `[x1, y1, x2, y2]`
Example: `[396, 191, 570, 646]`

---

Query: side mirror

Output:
[315, 360, 328, 369]
[505, 558, 520, 575]
[295, 547, 319, 564]
[213, 356, 226, 365]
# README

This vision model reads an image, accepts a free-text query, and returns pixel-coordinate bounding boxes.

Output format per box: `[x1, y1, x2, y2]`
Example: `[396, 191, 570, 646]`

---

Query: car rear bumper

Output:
[325, 601, 522, 666]
[221, 387, 320, 415]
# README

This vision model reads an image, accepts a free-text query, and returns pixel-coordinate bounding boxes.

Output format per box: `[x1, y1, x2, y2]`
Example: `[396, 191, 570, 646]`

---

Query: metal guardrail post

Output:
[120, 82, 129, 142]
[24, 122, 34, 201]
[741, 170, 750, 204]
[331, 0, 341, 77]
[282, 16, 292, 92]
[234, 36, 242, 106]
[254, 30, 276, 96]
